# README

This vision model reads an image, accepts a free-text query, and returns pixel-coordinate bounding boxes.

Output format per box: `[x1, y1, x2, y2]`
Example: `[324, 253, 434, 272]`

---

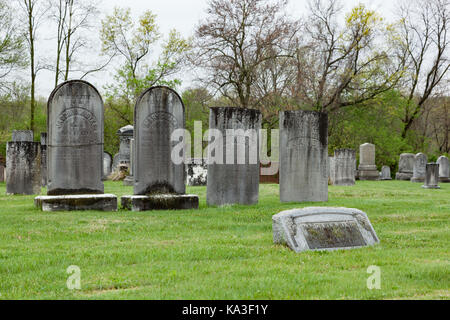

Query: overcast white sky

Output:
[34, 0, 397, 98]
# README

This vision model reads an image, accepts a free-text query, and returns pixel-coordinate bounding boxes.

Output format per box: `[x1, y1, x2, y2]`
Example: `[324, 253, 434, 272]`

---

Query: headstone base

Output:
[395, 172, 413, 180]
[358, 170, 380, 181]
[380, 177, 392, 181]
[422, 185, 440, 189]
[35, 194, 118, 212]
[411, 177, 425, 183]
[121, 194, 199, 211]
[123, 176, 133, 186]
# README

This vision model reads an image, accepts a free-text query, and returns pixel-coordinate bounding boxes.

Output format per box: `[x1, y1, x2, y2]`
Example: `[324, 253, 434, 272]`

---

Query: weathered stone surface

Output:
[279, 111, 328, 202]
[186, 158, 207, 186]
[380, 166, 392, 180]
[329, 149, 356, 186]
[422, 163, 440, 189]
[121, 194, 199, 211]
[6, 142, 41, 195]
[117, 125, 133, 165]
[0, 165, 5, 182]
[123, 138, 134, 186]
[273, 207, 379, 252]
[395, 153, 415, 180]
[12, 130, 34, 142]
[47, 80, 104, 195]
[40, 133, 47, 186]
[103, 152, 112, 180]
[112, 153, 120, 172]
[411, 153, 427, 183]
[134, 86, 186, 195]
[35, 194, 117, 211]
[207, 107, 261, 206]
[437, 156, 450, 183]
[358, 143, 379, 180]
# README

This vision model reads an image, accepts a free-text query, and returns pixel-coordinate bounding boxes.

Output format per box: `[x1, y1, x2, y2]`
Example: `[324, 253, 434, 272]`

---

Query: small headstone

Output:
[6, 142, 41, 195]
[186, 158, 208, 186]
[329, 149, 356, 186]
[117, 125, 134, 165]
[40, 133, 47, 187]
[206, 107, 262, 206]
[121, 86, 198, 211]
[103, 152, 112, 180]
[411, 153, 427, 183]
[380, 166, 392, 180]
[35, 80, 117, 211]
[437, 156, 450, 183]
[358, 143, 379, 180]
[422, 163, 440, 189]
[12, 130, 34, 142]
[395, 153, 415, 180]
[273, 207, 379, 252]
[123, 138, 134, 186]
[112, 153, 120, 172]
[280, 110, 328, 202]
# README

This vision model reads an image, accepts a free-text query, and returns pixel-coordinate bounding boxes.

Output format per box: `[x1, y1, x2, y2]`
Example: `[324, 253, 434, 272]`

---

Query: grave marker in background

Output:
[395, 153, 415, 180]
[358, 143, 379, 180]
[411, 153, 427, 183]
[437, 156, 450, 183]
[329, 149, 356, 186]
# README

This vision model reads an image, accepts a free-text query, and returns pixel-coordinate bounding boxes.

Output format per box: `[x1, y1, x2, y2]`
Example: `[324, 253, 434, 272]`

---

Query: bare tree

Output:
[393, 0, 450, 138]
[191, 0, 299, 109]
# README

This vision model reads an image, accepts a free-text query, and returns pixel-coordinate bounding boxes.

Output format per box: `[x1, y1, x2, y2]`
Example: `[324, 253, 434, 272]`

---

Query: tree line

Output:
[0, 0, 449, 169]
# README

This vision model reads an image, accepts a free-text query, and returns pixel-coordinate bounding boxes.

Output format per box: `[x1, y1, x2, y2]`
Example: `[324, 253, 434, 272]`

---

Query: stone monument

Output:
[358, 143, 379, 180]
[12, 130, 34, 142]
[103, 152, 112, 180]
[123, 138, 134, 186]
[6, 141, 41, 195]
[395, 153, 415, 180]
[411, 153, 427, 183]
[34, 80, 117, 211]
[329, 149, 356, 186]
[380, 166, 392, 180]
[206, 107, 261, 206]
[436, 156, 450, 183]
[40, 133, 47, 186]
[273, 207, 380, 252]
[422, 163, 440, 189]
[186, 158, 208, 186]
[279, 110, 328, 202]
[121, 86, 198, 211]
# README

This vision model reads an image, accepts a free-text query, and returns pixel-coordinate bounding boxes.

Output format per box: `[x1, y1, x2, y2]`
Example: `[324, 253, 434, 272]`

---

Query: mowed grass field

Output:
[0, 180, 448, 300]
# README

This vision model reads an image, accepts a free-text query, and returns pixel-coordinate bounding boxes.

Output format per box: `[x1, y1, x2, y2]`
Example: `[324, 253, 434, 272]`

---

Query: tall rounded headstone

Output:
[411, 153, 427, 183]
[207, 107, 262, 205]
[422, 163, 440, 189]
[329, 149, 356, 186]
[280, 110, 328, 202]
[436, 156, 450, 183]
[358, 143, 379, 180]
[6, 141, 41, 195]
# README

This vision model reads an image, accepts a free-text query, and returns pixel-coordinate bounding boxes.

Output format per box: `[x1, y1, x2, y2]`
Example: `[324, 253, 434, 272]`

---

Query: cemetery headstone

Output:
[0, 164, 4, 182]
[329, 149, 356, 186]
[358, 143, 379, 180]
[6, 141, 41, 195]
[121, 86, 198, 211]
[273, 207, 379, 253]
[422, 163, 440, 189]
[395, 153, 415, 180]
[279, 110, 328, 202]
[186, 158, 208, 186]
[206, 107, 262, 206]
[123, 138, 134, 186]
[380, 165, 392, 180]
[34, 80, 117, 211]
[103, 152, 112, 180]
[411, 153, 427, 183]
[117, 125, 133, 166]
[436, 156, 450, 183]
[12, 130, 34, 142]
[40, 133, 47, 186]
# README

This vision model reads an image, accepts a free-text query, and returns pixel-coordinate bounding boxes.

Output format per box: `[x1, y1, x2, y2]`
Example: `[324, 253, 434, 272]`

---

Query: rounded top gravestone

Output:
[47, 80, 104, 195]
[134, 86, 185, 195]
[411, 153, 427, 182]
[437, 156, 449, 181]
[398, 153, 415, 173]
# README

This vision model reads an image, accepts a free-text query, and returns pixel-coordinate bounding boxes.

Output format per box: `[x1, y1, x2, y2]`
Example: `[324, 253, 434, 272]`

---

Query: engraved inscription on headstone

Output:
[117, 125, 133, 165]
[329, 149, 356, 186]
[12, 130, 34, 142]
[279, 111, 328, 202]
[437, 156, 450, 183]
[411, 153, 427, 183]
[273, 207, 380, 253]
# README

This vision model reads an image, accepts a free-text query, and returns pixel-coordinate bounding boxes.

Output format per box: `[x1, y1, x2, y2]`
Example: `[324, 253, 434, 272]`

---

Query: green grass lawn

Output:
[0, 180, 448, 300]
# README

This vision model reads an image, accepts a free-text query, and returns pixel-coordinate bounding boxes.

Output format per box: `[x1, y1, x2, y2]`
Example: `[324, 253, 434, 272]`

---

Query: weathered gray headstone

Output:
[121, 86, 198, 211]
[380, 166, 392, 180]
[395, 153, 415, 180]
[273, 207, 379, 252]
[0, 164, 4, 182]
[123, 138, 134, 186]
[411, 153, 427, 183]
[12, 130, 34, 142]
[112, 153, 120, 172]
[6, 142, 41, 195]
[186, 158, 208, 186]
[40, 133, 47, 186]
[437, 156, 450, 183]
[103, 152, 112, 180]
[358, 143, 379, 180]
[206, 107, 261, 206]
[279, 111, 328, 202]
[329, 149, 356, 186]
[422, 163, 440, 189]
[35, 80, 117, 211]
[117, 125, 133, 165]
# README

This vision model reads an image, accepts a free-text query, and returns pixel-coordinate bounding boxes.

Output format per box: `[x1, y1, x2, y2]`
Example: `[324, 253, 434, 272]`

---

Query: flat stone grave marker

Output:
[35, 80, 117, 211]
[273, 207, 380, 253]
